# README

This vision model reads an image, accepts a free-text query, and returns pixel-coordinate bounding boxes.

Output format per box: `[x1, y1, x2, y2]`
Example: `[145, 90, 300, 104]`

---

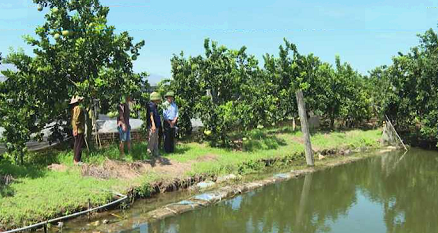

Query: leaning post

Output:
[296, 89, 314, 166]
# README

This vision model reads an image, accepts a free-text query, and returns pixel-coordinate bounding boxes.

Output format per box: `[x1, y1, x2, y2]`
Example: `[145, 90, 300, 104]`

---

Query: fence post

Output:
[88, 198, 91, 220]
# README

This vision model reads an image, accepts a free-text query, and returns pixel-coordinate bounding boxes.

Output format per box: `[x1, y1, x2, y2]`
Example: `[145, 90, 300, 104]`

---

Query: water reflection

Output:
[124, 149, 438, 233]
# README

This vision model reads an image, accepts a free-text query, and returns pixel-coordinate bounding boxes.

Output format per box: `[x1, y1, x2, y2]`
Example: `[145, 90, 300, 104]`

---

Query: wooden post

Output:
[88, 198, 91, 220]
[296, 90, 314, 166]
[385, 115, 408, 151]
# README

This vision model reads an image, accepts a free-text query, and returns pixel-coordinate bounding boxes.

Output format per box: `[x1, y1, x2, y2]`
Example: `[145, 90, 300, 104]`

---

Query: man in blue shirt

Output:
[147, 92, 162, 157]
[163, 91, 179, 153]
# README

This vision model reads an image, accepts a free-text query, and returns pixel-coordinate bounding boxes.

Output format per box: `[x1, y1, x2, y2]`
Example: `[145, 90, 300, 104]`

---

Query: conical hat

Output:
[150, 92, 162, 101]
[164, 91, 175, 97]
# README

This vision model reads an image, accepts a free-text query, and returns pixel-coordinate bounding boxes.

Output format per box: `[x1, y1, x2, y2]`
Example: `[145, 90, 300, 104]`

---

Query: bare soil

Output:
[80, 157, 192, 180]
[48, 164, 69, 172]
[193, 154, 218, 162]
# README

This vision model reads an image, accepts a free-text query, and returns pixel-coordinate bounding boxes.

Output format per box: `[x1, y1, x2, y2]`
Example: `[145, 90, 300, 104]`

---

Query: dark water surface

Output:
[67, 149, 438, 233]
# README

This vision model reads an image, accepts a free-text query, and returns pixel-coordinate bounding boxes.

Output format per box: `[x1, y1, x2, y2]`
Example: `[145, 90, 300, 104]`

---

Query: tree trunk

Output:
[92, 100, 102, 148]
[84, 108, 93, 151]
[330, 113, 335, 129]
[296, 90, 314, 166]
[292, 117, 296, 131]
[19, 151, 24, 165]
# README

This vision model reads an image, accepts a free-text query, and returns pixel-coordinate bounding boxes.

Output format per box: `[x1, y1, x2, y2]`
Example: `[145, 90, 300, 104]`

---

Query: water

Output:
[66, 149, 438, 233]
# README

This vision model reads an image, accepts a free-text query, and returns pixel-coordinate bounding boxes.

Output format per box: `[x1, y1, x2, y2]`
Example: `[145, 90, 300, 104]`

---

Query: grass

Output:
[0, 171, 118, 227]
[0, 126, 383, 230]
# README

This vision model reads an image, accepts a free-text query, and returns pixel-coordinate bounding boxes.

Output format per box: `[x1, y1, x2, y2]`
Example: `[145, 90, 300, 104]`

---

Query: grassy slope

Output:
[0, 127, 382, 229]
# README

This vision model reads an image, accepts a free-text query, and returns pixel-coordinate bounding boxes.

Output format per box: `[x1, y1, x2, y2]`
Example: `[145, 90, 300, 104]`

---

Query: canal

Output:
[66, 148, 438, 233]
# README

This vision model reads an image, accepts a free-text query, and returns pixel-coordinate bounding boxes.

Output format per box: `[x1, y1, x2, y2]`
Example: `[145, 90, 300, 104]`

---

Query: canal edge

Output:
[108, 146, 401, 230]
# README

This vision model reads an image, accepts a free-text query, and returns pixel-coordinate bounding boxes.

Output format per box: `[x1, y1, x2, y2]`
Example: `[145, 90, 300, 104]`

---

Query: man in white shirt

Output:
[163, 91, 178, 153]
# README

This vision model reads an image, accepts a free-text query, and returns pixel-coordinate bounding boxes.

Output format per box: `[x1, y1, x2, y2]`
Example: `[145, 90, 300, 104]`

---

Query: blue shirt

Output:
[163, 102, 179, 121]
[147, 102, 161, 127]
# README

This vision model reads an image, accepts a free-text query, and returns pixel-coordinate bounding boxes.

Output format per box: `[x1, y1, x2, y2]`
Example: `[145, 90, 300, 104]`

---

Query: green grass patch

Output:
[0, 169, 120, 228]
[312, 129, 381, 150]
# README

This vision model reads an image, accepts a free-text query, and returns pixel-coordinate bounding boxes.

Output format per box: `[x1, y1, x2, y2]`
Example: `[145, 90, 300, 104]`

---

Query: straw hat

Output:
[69, 96, 84, 105]
[164, 91, 175, 98]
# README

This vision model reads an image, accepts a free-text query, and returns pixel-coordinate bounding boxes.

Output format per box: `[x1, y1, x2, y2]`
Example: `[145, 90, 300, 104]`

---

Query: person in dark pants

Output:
[158, 124, 163, 150]
[70, 96, 85, 165]
[163, 91, 178, 153]
[147, 92, 162, 157]
[156, 101, 164, 150]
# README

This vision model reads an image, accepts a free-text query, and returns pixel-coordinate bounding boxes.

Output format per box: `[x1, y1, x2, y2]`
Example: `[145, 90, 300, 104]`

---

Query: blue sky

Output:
[0, 0, 437, 84]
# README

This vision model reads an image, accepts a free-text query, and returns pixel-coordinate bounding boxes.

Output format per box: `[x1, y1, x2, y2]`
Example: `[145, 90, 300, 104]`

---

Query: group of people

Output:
[69, 91, 179, 165]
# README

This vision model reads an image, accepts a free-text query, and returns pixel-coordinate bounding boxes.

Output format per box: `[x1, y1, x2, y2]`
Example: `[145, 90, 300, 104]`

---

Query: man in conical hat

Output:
[70, 96, 85, 165]
[147, 92, 162, 157]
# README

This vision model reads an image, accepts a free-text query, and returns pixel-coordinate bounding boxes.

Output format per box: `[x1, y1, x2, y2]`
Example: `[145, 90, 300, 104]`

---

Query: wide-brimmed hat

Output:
[69, 96, 84, 105]
[150, 92, 162, 101]
[164, 91, 175, 98]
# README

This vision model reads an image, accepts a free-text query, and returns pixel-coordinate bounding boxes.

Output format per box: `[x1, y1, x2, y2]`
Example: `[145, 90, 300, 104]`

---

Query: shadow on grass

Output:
[130, 143, 148, 161]
[145, 156, 172, 168]
[266, 126, 297, 135]
[242, 129, 288, 152]
[131, 143, 190, 160]
[0, 162, 48, 198]
[243, 136, 287, 152]
[0, 184, 14, 197]
[165, 145, 191, 155]
[0, 162, 46, 179]
[26, 149, 65, 166]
